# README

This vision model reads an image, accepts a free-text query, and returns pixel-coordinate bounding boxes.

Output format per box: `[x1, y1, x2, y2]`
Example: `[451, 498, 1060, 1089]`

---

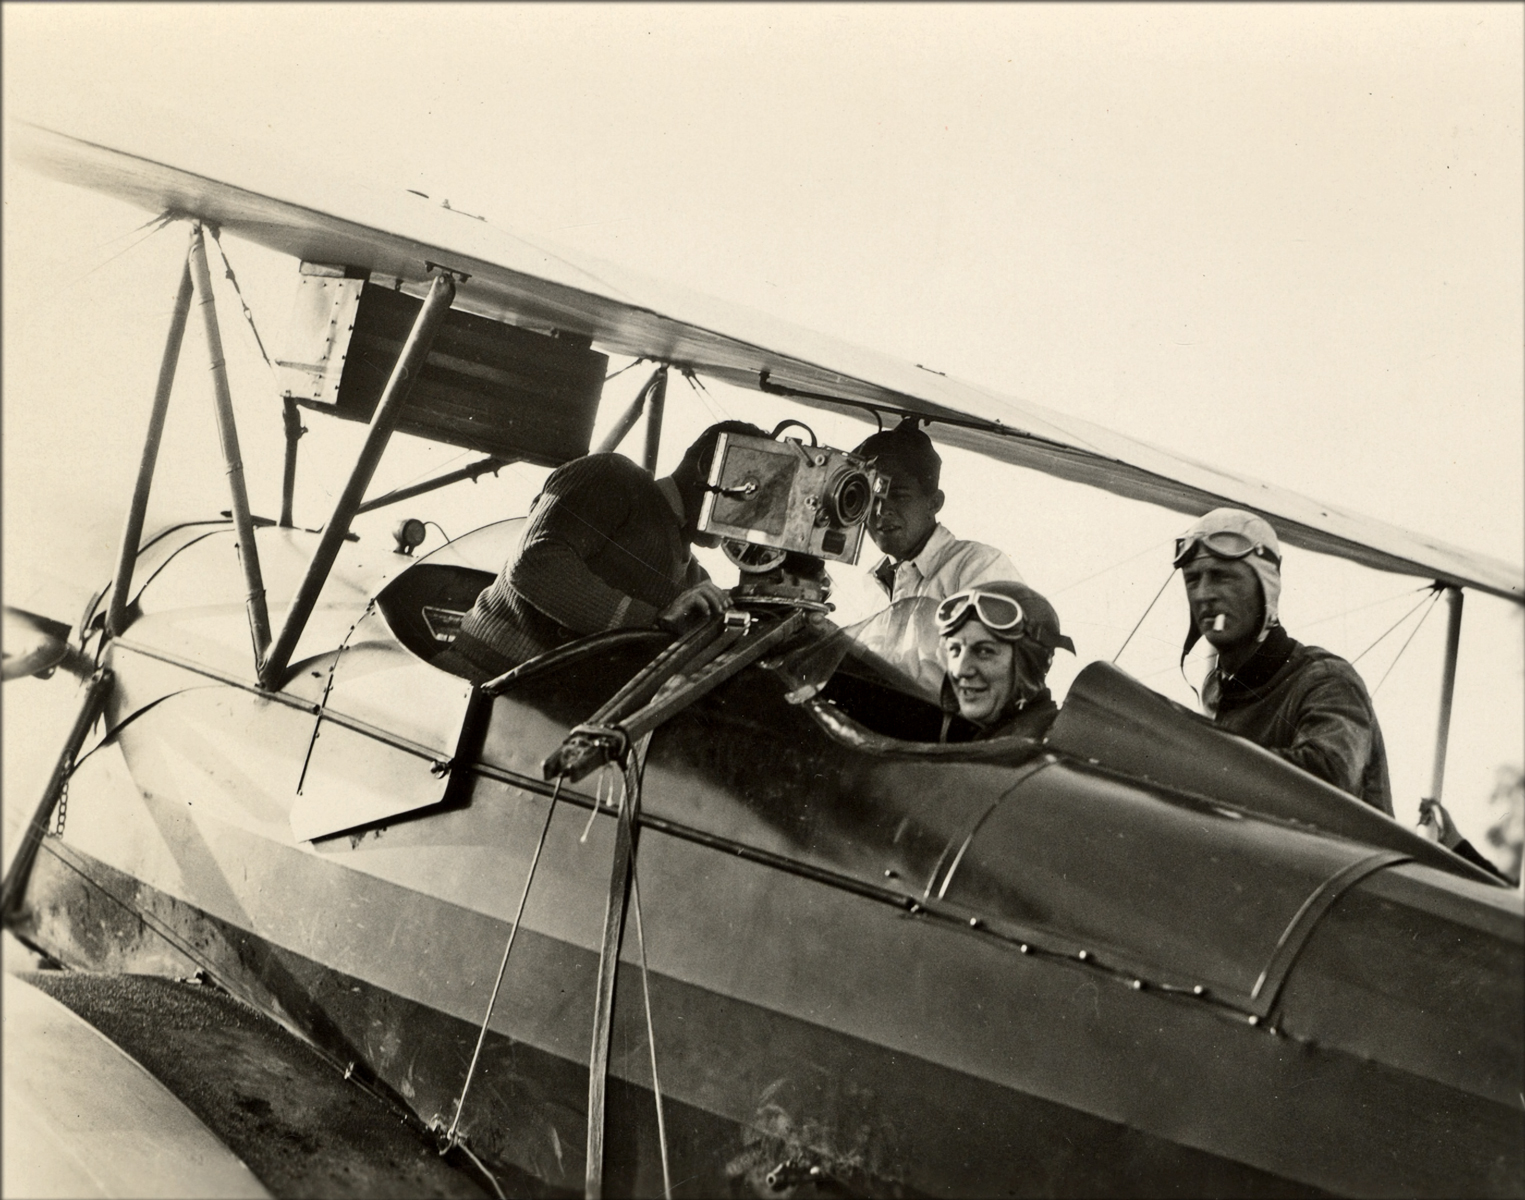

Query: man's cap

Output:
[853, 417, 941, 493]
[1176, 507, 1283, 658]
[1176, 507, 1283, 566]
[679, 420, 769, 477]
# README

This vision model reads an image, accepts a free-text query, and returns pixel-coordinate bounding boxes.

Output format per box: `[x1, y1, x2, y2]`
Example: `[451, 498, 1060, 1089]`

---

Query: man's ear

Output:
[931, 489, 946, 515]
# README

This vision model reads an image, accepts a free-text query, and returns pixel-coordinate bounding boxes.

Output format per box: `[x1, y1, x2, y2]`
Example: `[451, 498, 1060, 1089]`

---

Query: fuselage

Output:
[10, 516, 1521, 1198]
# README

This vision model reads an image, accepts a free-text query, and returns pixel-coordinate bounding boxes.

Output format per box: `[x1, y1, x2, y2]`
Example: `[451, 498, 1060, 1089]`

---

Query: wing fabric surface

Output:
[13, 120, 1520, 602]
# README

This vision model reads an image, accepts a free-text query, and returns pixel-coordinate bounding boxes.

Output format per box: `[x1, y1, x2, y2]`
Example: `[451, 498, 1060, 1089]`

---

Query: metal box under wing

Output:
[279, 269, 606, 467]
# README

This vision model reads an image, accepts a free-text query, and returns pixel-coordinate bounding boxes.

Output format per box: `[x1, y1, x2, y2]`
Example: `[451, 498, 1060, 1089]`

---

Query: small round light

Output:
[393, 518, 427, 555]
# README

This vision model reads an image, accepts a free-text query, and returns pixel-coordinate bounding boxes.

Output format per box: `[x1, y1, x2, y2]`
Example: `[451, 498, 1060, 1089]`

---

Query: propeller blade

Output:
[2, 607, 85, 681]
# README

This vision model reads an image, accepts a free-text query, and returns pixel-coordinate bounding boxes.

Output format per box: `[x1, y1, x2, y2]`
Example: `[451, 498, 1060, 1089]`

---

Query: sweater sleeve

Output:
[1272, 664, 1379, 801]
[509, 459, 661, 632]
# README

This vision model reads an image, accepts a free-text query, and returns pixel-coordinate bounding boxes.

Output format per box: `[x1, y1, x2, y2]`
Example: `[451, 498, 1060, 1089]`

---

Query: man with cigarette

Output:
[1173, 507, 1394, 813]
[1174, 507, 1513, 882]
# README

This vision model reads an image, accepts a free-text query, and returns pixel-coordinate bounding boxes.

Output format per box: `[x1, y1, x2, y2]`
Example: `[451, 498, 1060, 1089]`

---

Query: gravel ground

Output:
[14, 966, 557, 1199]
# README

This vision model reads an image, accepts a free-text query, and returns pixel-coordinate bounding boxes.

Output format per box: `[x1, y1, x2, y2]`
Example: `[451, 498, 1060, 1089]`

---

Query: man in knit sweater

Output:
[449, 421, 766, 681]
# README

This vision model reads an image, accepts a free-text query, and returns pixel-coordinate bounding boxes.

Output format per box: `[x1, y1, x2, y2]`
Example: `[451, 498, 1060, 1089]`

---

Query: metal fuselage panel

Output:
[14, 527, 1523, 1198]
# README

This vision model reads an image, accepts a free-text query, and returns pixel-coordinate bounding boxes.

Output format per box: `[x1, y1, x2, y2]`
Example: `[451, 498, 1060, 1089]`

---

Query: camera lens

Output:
[828, 470, 873, 526]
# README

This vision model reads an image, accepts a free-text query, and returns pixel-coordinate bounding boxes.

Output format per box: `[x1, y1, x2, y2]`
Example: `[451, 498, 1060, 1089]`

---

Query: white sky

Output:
[3, 3, 1521, 858]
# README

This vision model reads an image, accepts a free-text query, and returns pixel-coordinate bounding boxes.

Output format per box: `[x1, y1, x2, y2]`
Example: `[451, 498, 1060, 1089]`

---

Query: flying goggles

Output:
[1172, 529, 1282, 570]
[935, 590, 1030, 638]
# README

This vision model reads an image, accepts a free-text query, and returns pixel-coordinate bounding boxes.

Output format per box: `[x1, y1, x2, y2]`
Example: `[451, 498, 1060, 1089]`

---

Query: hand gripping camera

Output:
[697, 428, 886, 608]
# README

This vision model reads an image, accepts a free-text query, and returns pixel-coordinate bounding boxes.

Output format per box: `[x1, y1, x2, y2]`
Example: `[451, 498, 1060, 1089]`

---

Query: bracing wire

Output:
[681, 367, 731, 423]
[1111, 570, 1178, 665]
[454, 1141, 507, 1200]
[1370, 588, 1444, 697]
[1052, 539, 1174, 597]
[605, 356, 649, 382]
[629, 853, 673, 1200]
[1350, 588, 1441, 666]
[209, 228, 276, 371]
[579, 763, 616, 843]
[618, 736, 671, 1199]
[1299, 583, 1433, 632]
[1132, 583, 1439, 685]
[61, 211, 175, 291]
[446, 776, 565, 1144]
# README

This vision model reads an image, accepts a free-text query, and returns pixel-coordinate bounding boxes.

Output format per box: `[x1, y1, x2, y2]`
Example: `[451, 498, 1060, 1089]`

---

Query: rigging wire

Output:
[628, 831, 673, 1200]
[1350, 588, 1441, 666]
[1298, 583, 1434, 632]
[1051, 539, 1174, 598]
[1370, 588, 1444, 698]
[60, 211, 175, 291]
[681, 367, 731, 424]
[444, 775, 565, 1145]
[1110, 569, 1178, 665]
[605, 356, 649, 382]
[209, 228, 276, 372]
[579, 763, 616, 843]
[88, 208, 180, 252]
[294, 599, 376, 796]
[452, 1141, 506, 1200]
[1131, 582, 1441, 686]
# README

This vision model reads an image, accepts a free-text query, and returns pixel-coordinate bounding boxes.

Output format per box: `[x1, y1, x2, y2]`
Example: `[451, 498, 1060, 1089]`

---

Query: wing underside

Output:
[13, 120, 1521, 602]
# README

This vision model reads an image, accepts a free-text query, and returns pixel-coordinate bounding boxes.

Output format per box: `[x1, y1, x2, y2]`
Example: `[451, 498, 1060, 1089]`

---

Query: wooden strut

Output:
[107, 229, 196, 637]
[642, 365, 668, 474]
[1426, 585, 1464, 805]
[260, 271, 457, 689]
[189, 223, 273, 661]
[279, 396, 305, 528]
[1, 669, 114, 922]
[594, 364, 666, 457]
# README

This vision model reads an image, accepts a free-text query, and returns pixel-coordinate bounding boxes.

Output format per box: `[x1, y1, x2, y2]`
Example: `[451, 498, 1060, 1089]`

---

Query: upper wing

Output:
[13, 119, 1521, 603]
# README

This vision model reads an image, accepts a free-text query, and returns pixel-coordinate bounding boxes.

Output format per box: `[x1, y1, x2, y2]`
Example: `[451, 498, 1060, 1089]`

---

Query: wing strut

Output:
[279, 396, 305, 527]
[107, 225, 195, 637]
[190, 222, 273, 659]
[355, 454, 511, 515]
[1, 669, 114, 922]
[593, 363, 668, 460]
[1426, 586, 1464, 806]
[642, 364, 667, 473]
[259, 271, 457, 689]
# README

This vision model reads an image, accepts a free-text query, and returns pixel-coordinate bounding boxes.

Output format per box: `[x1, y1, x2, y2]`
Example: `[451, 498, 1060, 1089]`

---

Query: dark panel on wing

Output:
[317, 283, 606, 467]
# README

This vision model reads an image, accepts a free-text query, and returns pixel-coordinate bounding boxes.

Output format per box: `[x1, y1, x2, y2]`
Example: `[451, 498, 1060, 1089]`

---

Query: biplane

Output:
[3, 119, 1522, 1199]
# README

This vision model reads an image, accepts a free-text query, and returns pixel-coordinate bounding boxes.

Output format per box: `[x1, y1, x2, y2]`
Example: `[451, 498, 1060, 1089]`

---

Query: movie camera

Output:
[697, 426, 886, 608]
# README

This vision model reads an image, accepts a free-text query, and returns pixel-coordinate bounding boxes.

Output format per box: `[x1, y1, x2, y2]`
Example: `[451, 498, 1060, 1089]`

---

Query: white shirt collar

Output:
[872, 523, 954, 594]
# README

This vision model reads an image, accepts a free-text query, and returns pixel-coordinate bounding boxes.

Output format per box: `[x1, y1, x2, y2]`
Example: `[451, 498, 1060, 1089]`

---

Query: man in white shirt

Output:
[846, 420, 1021, 696]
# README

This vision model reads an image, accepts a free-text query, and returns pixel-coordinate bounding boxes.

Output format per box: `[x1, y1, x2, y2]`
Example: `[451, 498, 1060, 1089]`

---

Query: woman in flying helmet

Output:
[935, 580, 1075, 742]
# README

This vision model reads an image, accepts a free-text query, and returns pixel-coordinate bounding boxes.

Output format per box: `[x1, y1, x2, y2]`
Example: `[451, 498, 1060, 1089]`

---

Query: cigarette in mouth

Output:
[1212, 614, 1227, 632]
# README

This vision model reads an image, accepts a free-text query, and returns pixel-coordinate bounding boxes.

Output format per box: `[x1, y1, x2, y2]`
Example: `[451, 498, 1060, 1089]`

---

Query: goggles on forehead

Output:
[1173, 529, 1282, 569]
[935, 589, 1027, 638]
